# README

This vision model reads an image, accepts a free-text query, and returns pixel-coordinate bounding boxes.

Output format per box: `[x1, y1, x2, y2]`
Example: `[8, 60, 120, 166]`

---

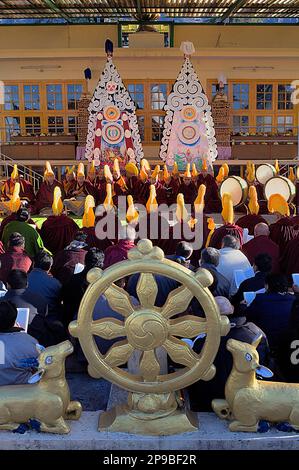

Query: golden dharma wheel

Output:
[69, 239, 230, 395]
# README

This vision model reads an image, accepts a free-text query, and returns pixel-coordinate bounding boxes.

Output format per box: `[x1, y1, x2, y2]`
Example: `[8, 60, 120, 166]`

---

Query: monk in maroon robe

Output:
[63, 167, 76, 197]
[236, 214, 267, 235]
[269, 216, 299, 254]
[162, 175, 179, 206]
[1, 165, 35, 206]
[197, 173, 221, 213]
[280, 234, 299, 282]
[209, 223, 244, 249]
[177, 177, 197, 206]
[41, 215, 79, 255]
[34, 172, 64, 215]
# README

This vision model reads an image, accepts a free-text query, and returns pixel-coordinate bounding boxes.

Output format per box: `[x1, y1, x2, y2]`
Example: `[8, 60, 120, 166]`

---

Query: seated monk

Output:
[209, 193, 243, 249]
[34, 162, 64, 215]
[140, 165, 167, 206]
[92, 183, 117, 251]
[177, 164, 197, 206]
[268, 193, 299, 255]
[63, 166, 76, 196]
[236, 186, 267, 235]
[64, 163, 96, 216]
[0, 165, 35, 214]
[112, 158, 128, 206]
[125, 162, 142, 203]
[196, 160, 221, 213]
[86, 160, 97, 187]
[40, 187, 79, 255]
[162, 165, 179, 206]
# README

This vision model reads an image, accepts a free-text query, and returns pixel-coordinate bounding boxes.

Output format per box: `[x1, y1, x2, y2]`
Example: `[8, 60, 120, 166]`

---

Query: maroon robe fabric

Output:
[0, 246, 32, 283]
[52, 247, 87, 285]
[255, 183, 268, 214]
[66, 180, 97, 200]
[34, 180, 64, 214]
[280, 235, 299, 281]
[113, 177, 128, 206]
[242, 235, 280, 273]
[64, 179, 77, 198]
[139, 181, 167, 206]
[163, 178, 180, 206]
[196, 174, 221, 213]
[269, 217, 299, 255]
[209, 223, 244, 249]
[104, 239, 135, 269]
[82, 226, 113, 252]
[177, 182, 197, 206]
[236, 214, 268, 235]
[40, 215, 79, 255]
[1, 178, 35, 204]
[126, 176, 143, 203]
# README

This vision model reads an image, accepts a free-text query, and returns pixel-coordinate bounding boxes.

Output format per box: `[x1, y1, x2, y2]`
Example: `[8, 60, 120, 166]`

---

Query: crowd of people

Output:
[0, 158, 299, 414]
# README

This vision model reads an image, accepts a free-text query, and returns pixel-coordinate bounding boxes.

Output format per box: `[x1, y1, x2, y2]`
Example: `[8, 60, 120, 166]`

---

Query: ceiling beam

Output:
[215, 0, 248, 24]
[41, 0, 73, 23]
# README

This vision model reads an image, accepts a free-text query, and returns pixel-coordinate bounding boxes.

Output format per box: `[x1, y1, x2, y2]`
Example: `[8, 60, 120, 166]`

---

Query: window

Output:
[277, 116, 293, 134]
[233, 116, 249, 133]
[23, 85, 40, 110]
[256, 84, 273, 110]
[211, 83, 229, 99]
[152, 116, 164, 141]
[137, 115, 145, 141]
[127, 84, 144, 110]
[256, 116, 272, 133]
[233, 83, 249, 110]
[4, 85, 19, 110]
[151, 84, 167, 110]
[25, 116, 41, 134]
[5, 116, 20, 140]
[278, 84, 293, 110]
[67, 84, 83, 110]
[47, 84, 63, 110]
[68, 116, 78, 134]
[48, 116, 64, 134]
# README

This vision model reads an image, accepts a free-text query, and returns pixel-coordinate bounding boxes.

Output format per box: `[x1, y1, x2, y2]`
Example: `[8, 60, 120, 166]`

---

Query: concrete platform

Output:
[1, 411, 299, 450]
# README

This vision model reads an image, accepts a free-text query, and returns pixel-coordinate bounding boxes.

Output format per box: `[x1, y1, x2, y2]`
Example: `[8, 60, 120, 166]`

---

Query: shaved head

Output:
[254, 222, 269, 237]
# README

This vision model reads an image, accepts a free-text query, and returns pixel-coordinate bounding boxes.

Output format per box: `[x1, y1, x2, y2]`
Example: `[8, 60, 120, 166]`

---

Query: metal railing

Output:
[0, 151, 43, 192]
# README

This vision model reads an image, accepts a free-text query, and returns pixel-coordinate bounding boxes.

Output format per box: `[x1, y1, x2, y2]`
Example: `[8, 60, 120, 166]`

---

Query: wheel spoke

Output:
[161, 285, 193, 319]
[136, 273, 158, 307]
[105, 284, 135, 318]
[91, 318, 125, 340]
[104, 340, 134, 368]
[163, 337, 198, 369]
[169, 315, 207, 338]
[139, 350, 161, 382]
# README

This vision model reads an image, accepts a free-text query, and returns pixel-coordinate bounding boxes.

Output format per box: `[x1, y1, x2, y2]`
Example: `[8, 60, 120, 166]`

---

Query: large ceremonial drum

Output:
[256, 164, 276, 185]
[264, 176, 296, 203]
[219, 176, 248, 207]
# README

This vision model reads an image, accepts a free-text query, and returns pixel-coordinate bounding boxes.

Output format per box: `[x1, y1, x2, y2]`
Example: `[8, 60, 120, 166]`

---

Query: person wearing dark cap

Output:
[0, 232, 32, 284]
[1, 207, 45, 258]
[51, 231, 89, 284]
[0, 300, 39, 386]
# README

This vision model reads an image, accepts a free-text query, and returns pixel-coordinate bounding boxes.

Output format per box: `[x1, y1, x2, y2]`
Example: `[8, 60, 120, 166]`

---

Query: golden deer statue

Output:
[212, 337, 299, 432]
[0, 340, 82, 434]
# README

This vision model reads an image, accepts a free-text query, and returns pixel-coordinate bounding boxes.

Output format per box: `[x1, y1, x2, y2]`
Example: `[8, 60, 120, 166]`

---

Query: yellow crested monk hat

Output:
[126, 195, 139, 224]
[248, 185, 259, 215]
[268, 193, 290, 217]
[191, 163, 198, 178]
[67, 165, 76, 176]
[44, 161, 54, 179]
[176, 193, 188, 222]
[205, 217, 216, 248]
[11, 164, 18, 180]
[289, 167, 296, 183]
[216, 166, 225, 184]
[52, 186, 64, 216]
[194, 184, 206, 213]
[113, 158, 120, 176]
[141, 158, 151, 173]
[172, 162, 179, 176]
[222, 163, 229, 178]
[104, 164, 113, 182]
[139, 166, 148, 183]
[163, 165, 170, 182]
[275, 159, 280, 174]
[151, 165, 160, 179]
[246, 161, 255, 184]
[202, 158, 208, 172]
[77, 162, 85, 178]
[125, 162, 139, 177]
[184, 163, 191, 178]
[103, 183, 114, 212]
[8, 182, 21, 213]
[88, 160, 96, 175]
[82, 195, 95, 228]
[146, 184, 158, 214]
[221, 193, 234, 224]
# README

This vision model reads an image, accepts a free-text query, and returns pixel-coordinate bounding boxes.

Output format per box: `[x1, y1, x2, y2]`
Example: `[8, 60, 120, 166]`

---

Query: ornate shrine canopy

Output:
[0, 0, 298, 23]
